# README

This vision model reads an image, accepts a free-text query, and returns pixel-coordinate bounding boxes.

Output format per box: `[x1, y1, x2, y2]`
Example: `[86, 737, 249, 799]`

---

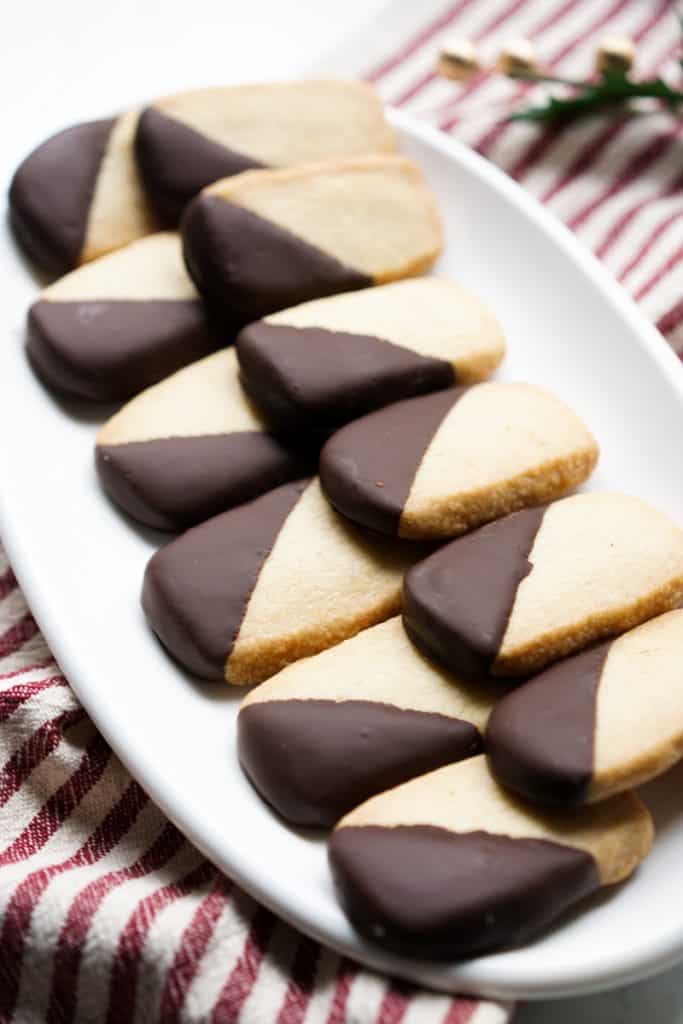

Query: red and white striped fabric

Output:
[0, 538, 512, 1021]
[2, 1, 681, 1020]
[362, 0, 682, 353]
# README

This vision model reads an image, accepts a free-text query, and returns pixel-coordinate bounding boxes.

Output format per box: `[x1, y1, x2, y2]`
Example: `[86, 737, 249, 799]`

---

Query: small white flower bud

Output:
[596, 35, 636, 75]
[437, 37, 481, 81]
[497, 38, 539, 78]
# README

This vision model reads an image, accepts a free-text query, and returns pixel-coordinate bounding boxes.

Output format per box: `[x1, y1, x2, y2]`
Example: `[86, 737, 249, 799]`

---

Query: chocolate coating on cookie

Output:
[10, 120, 115, 274]
[236, 322, 456, 432]
[142, 479, 308, 678]
[321, 382, 599, 540]
[407, 493, 683, 681]
[238, 700, 481, 827]
[403, 507, 545, 677]
[486, 643, 610, 805]
[238, 616, 494, 821]
[182, 196, 371, 323]
[97, 433, 309, 532]
[134, 81, 395, 225]
[95, 347, 311, 531]
[28, 298, 215, 402]
[142, 478, 417, 684]
[135, 108, 266, 225]
[329, 755, 652, 959]
[486, 609, 683, 804]
[330, 825, 599, 959]
[322, 389, 461, 536]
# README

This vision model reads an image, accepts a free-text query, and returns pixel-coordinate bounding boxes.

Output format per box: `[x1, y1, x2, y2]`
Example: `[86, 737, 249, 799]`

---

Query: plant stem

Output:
[506, 74, 683, 124]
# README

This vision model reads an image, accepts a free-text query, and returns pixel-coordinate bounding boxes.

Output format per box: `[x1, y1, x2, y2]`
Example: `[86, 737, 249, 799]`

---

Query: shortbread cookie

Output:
[239, 617, 495, 826]
[487, 610, 683, 806]
[27, 233, 218, 401]
[236, 278, 505, 432]
[329, 755, 653, 959]
[320, 383, 598, 539]
[142, 478, 418, 684]
[403, 493, 683, 679]
[10, 112, 157, 275]
[96, 349, 310, 530]
[135, 80, 396, 225]
[181, 156, 443, 323]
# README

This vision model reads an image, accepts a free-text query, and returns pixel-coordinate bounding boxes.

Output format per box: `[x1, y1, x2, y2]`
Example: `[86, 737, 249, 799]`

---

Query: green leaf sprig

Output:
[436, 17, 683, 125]
[507, 19, 683, 124]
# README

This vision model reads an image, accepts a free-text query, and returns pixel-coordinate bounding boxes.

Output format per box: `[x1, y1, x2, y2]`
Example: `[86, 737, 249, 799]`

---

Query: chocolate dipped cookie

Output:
[181, 156, 443, 322]
[236, 278, 505, 432]
[135, 80, 396, 224]
[10, 111, 157, 275]
[320, 383, 598, 539]
[96, 349, 310, 530]
[329, 755, 653, 959]
[27, 233, 217, 402]
[238, 617, 494, 826]
[403, 492, 683, 679]
[487, 610, 683, 806]
[142, 478, 419, 685]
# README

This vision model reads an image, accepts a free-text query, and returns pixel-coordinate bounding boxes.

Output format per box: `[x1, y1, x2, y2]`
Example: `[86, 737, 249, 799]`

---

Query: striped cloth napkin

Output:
[356, 0, 682, 353]
[1, 1, 681, 1020]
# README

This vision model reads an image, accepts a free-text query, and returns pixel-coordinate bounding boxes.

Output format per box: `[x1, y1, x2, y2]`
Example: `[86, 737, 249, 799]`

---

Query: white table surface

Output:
[2, 1, 682, 1018]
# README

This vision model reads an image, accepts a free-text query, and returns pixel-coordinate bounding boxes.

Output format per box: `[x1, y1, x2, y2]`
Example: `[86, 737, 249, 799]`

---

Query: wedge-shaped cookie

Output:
[27, 233, 218, 402]
[403, 493, 683, 679]
[321, 383, 598, 539]
[330, 755, 653, 959]
[181, 156, 443, 323]
[96, 349, 310, 531]
[236, 278, 505, 432]
[135, 80, 396, 225]
[239, 617, 495, 826]
[10, 112, 157, 275]
[330, 755, 652, 959]
[142, 478, 419, 684]
[487, 610, 683, 806]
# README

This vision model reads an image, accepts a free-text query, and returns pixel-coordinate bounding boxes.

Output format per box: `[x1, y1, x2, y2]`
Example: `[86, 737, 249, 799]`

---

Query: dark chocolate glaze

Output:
[402, 506, 546, 678]
[329, 825, 599, 960]
[9, 119, 115, 275]
[27, 298, 218, 402]
[320, 389, 462, 537]
[141, 479, 309, 679]
[181, 195, 372, 324]
[97, 432, 312, 532]
[236, 322, 456, 433]
[135, 108, 267, 226]
[238, 699, 481, 827]
[486, 641, 611, 806]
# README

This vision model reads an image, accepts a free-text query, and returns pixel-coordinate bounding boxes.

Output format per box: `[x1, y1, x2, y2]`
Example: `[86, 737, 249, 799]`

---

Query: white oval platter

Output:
[2, 109, 683, 1000]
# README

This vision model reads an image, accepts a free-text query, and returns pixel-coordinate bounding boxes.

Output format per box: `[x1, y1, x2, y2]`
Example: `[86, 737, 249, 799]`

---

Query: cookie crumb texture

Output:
[238, 618, 495, 826]
[404, 492, 683, 679]
[321, 382, 599, 539]
[181, 156, 443, 322]
[142, 479, 419, 685]
[10, 112, 157, 274]
[329, 756, 652, 959]
[96, 348, 311, 530]
[27, 233, 217, 402]
[487, 609, 683, 806]
[136, 80, 396, 224]
[235, 277, 504, 431]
